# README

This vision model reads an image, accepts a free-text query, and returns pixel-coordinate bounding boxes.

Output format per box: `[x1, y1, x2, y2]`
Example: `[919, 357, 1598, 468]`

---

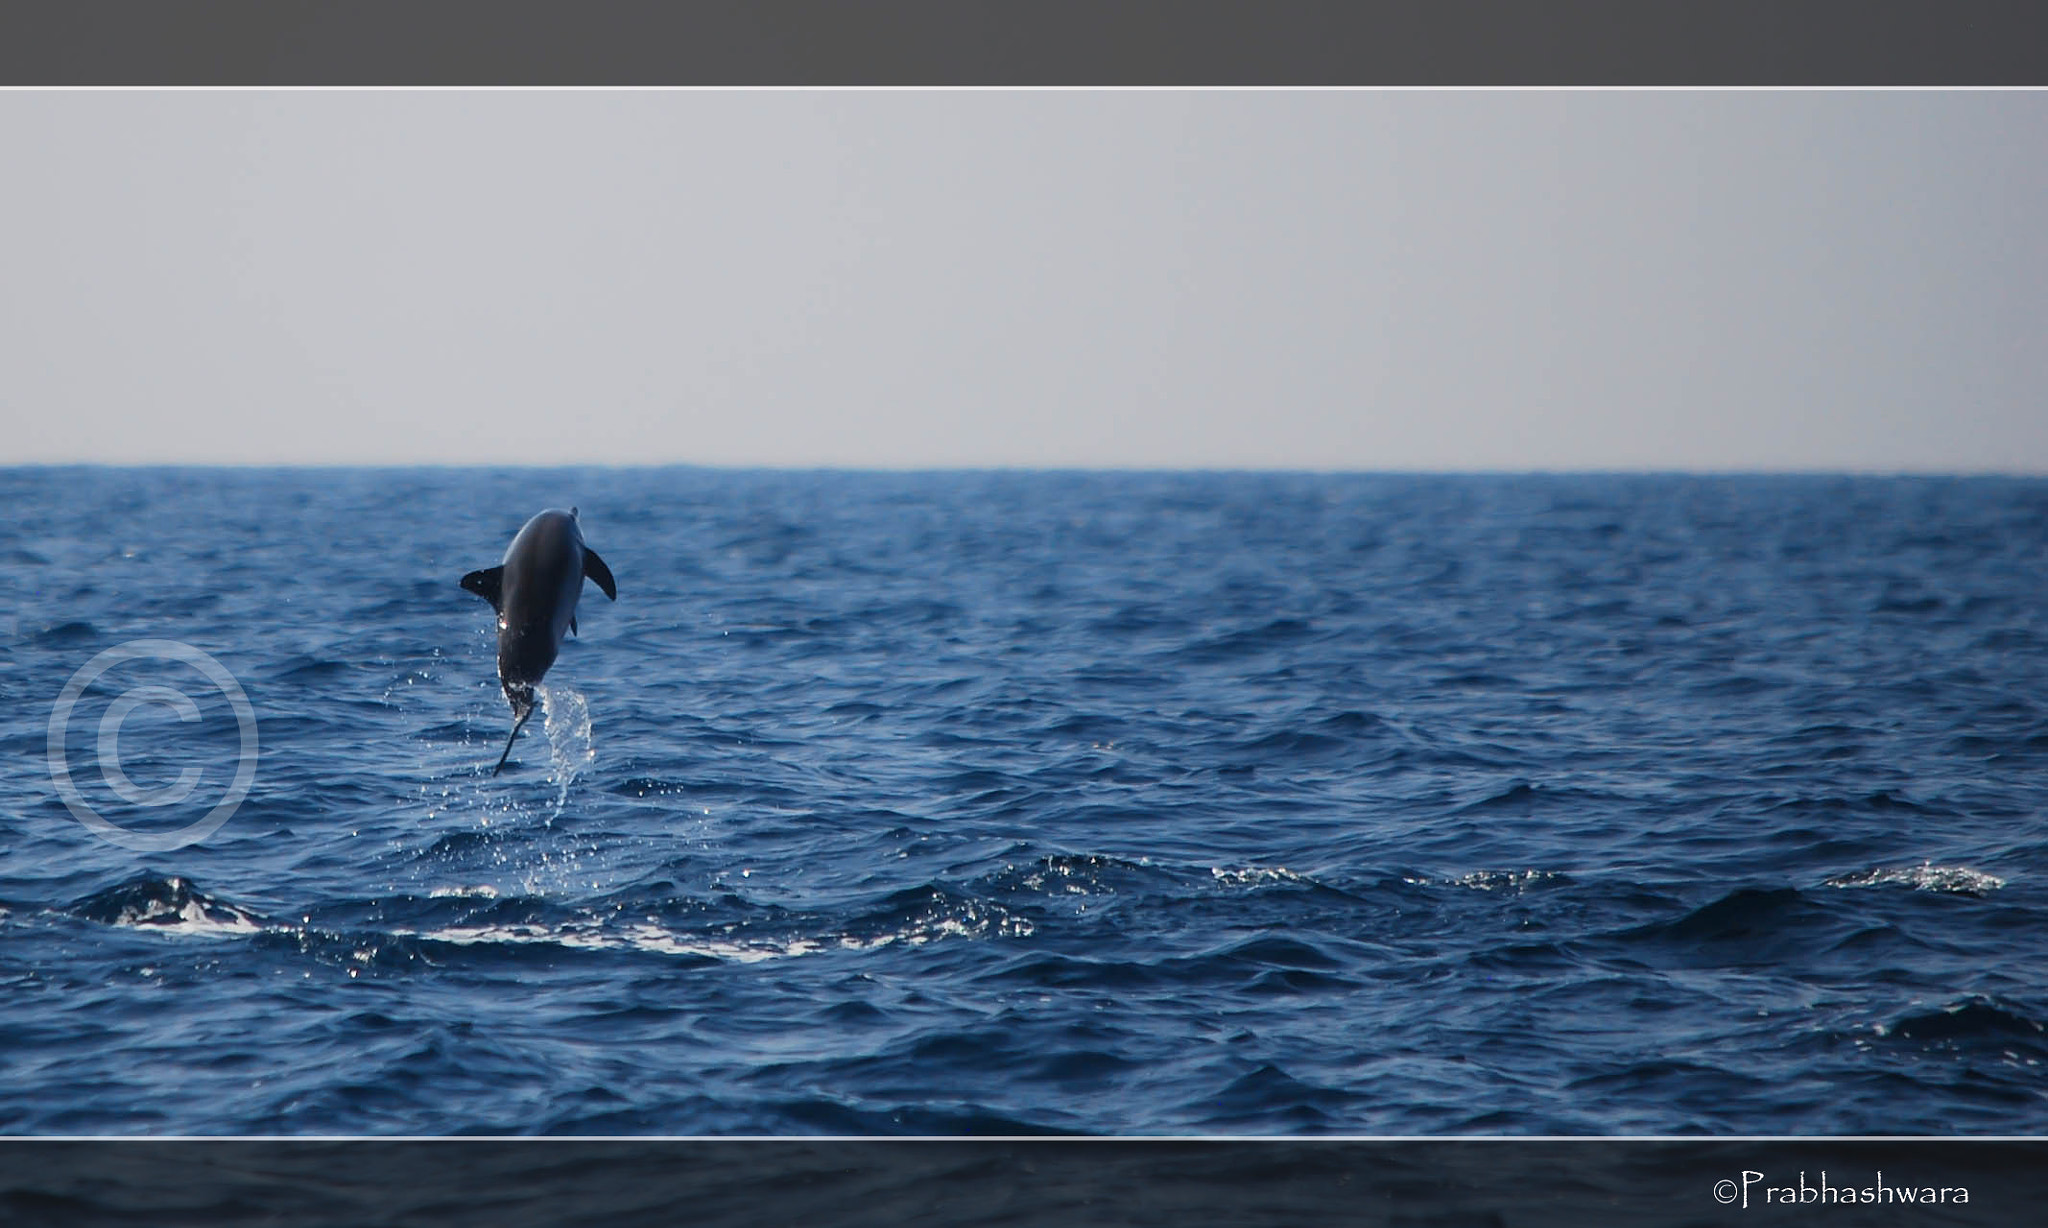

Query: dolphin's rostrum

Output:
[461, 507, 617, 774]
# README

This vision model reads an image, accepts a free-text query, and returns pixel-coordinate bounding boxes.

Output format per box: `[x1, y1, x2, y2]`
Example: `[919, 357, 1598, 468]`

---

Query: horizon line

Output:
[4, 461, 2046, 479]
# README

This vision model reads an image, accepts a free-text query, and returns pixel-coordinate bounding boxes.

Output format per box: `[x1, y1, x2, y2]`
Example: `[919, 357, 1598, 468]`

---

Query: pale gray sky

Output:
[1, 90, 2042, 471]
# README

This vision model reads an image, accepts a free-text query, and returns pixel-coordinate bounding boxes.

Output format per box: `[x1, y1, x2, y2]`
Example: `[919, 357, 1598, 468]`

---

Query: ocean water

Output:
[1, 468, 2044, 1136]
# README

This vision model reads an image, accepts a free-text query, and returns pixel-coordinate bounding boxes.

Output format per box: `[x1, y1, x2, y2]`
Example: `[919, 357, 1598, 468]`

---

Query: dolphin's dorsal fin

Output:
[582, 549, 617, 601]
[460, 566, 506, 612]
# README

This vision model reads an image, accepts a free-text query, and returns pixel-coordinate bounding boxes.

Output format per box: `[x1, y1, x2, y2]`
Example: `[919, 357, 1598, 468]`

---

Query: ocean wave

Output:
[1875, 997, 2048, 1049]
[70, 875, 265, 936]
[11, 468, 2048, 1134]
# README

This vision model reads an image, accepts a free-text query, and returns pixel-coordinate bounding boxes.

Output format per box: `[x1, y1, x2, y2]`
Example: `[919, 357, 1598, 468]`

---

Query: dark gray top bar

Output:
[0, 0, 2043, 87]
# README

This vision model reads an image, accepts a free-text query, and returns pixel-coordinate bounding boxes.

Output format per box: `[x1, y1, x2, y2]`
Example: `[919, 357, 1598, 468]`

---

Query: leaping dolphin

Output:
[460, 507, 617, 774]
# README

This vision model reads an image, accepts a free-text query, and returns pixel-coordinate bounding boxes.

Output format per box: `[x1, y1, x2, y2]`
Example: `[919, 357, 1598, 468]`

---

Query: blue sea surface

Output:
[1, 468, 2044, 1135]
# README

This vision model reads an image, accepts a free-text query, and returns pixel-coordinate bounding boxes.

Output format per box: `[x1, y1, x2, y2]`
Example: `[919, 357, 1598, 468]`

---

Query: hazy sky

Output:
[2, 90, 2043, 471]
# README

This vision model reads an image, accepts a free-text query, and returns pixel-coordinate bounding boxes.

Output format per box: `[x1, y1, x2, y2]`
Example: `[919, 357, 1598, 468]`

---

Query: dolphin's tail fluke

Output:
[492, 705, 536, 775]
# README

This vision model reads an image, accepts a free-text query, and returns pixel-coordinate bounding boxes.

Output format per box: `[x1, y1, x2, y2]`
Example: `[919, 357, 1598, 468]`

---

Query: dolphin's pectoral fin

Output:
[460, 566, 506, 612]
[583, 549, 617, 601]
[570, 616, 577, 637]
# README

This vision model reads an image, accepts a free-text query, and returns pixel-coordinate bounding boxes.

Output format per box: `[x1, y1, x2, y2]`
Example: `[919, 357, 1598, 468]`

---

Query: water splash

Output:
[538, 680, 595, 808]
[393, 683, 600, 895]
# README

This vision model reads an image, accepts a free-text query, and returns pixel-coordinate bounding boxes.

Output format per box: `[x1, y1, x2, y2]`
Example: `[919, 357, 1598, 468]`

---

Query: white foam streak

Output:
[391, 921, 962, 963]
[1212, 866, 1312, 888]
[107, 896, 265, 937]
[1826, 864, 2005, 895]
[387, 903, 1029, 964]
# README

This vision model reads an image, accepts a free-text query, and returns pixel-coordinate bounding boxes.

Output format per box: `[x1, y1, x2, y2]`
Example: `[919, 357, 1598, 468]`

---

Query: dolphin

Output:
[460, 507, 617, 774]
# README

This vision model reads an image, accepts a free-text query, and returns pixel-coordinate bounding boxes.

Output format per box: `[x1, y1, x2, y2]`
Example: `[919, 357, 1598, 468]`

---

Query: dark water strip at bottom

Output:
[0, 1139, 2040, 1227]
